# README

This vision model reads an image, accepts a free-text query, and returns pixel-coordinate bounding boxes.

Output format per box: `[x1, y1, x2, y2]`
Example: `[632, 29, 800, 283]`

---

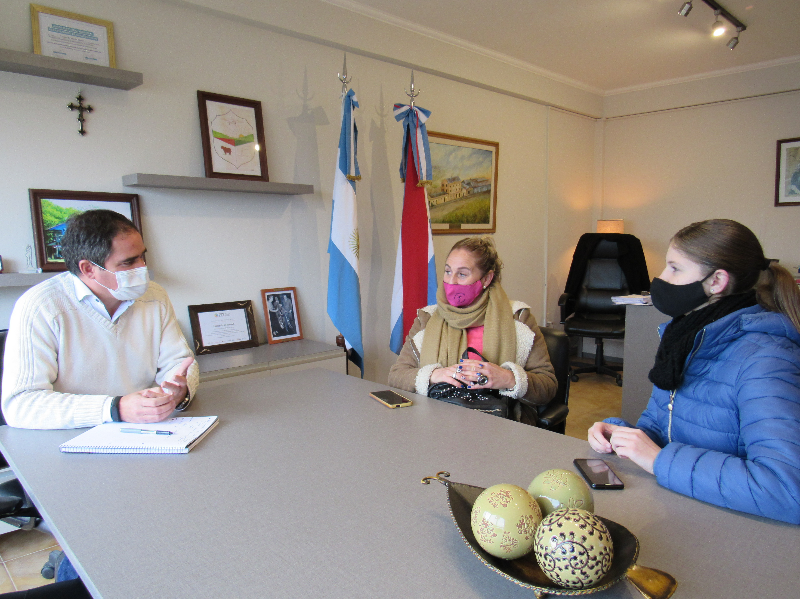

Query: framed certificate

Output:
[31, 4, 116, 68]
[188, 301, 259, 355]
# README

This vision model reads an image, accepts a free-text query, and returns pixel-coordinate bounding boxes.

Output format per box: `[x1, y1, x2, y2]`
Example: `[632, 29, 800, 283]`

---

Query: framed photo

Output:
[29, 189, 141, 272]
[775, 137, 800, 207]
[261, 287, 303, 344]
[427, 131, 499, 234]
[31, 4, 116, 68]
[197, 91, 269, 181]
[187, 301, 259, 355]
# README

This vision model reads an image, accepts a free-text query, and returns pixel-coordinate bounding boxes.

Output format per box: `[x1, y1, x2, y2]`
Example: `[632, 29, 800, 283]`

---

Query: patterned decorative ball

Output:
[470, 484, 543, 560]
[533, 508, 613, 589]
[527, 468, 594, 517]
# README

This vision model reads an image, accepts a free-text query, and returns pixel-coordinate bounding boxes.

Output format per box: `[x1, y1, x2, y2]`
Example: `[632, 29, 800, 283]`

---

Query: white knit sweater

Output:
[1, 273, 199, 429]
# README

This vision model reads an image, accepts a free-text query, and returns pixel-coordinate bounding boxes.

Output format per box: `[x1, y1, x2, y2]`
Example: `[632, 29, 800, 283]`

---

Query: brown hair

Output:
[449, 236, 503, 285]
[671, 219, 800, 332]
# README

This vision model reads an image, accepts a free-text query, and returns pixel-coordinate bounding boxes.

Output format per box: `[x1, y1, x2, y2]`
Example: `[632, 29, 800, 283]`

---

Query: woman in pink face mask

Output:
[389, 236, 557, 425]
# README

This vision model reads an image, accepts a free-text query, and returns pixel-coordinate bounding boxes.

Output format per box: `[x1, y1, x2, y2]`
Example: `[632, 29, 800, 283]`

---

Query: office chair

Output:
[0, 329, 41, 529]
[558, 233, 649, 387]
[535, 327, 570, 435]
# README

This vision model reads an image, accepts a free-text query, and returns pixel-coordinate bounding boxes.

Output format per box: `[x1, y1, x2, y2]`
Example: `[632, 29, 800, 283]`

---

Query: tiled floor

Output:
[564, 370, 624, 441]
[0, 371, 619, 593]
[0, 526, 60, 592]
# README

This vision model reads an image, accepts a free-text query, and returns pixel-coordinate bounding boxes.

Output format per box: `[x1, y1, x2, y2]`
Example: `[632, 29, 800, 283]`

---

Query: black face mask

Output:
[650, 274, 712, 317]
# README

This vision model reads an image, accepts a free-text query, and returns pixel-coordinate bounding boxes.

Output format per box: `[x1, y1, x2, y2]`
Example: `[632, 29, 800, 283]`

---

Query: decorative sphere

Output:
[470, 484, 542, 560]
[527, 469, 594, 516]
[534, 508, 613, 589]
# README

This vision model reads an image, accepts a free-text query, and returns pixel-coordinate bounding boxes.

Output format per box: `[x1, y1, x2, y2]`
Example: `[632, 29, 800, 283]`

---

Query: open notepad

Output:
[59, 416, 219, 454]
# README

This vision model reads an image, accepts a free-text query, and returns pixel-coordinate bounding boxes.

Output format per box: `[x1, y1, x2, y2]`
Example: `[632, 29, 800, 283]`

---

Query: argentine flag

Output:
[327, 89, 364, 375]
[389, 103, 437, 354]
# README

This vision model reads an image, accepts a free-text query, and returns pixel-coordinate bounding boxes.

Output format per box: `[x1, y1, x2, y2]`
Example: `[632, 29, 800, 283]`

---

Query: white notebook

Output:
[59, 416, 219, 454]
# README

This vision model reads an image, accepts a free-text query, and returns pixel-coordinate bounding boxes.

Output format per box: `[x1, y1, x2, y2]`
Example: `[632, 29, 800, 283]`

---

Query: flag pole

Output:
[338, 53, 350, 95]
[404, 69, 420, 107]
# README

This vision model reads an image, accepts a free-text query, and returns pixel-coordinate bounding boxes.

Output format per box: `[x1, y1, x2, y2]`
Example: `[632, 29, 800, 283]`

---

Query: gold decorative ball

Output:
[533, 508, 613, 589]
[527, 468, 594, 517]
[470, 484, 542, 560]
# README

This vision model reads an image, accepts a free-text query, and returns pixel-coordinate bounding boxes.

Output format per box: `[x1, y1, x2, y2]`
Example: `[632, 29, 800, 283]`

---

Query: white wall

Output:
[0, 0, 579, 386]
[602, 90, 800, 273]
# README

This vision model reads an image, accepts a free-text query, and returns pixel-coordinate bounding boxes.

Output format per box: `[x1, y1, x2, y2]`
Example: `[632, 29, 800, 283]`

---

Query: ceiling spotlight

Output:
[711, 10, 726, 36]
[727, 26, 742, 49]
[679, 2, 693, 17]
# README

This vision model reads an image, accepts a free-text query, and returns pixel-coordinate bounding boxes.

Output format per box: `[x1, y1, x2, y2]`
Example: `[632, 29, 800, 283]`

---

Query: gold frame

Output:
[31, 4, 117, 68]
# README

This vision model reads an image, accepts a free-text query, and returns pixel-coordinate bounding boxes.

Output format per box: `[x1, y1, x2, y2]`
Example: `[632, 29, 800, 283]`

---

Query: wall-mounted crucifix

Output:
[67, 92, 93, 136]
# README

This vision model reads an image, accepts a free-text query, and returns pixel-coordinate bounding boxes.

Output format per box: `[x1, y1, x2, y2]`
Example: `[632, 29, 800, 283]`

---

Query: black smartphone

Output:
[370, 390, 413, 408]
[573, 458, 624, 490]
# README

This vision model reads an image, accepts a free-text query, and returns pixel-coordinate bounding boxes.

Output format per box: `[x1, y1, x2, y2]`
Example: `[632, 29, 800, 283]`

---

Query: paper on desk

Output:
[59, 416, 218, 454]
[611, 294, 653, 305]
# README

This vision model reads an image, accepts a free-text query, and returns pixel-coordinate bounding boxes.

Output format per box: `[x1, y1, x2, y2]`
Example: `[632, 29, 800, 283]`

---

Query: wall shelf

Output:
[122, 173, 314, 196]
[0, 48, 143, 90]
[0, 273, 56, 288]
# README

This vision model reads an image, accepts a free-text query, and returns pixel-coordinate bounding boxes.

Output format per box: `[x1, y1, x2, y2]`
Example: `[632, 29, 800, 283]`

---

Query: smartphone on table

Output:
[370, 390, 413, 408]
[573, 458, 624, 490]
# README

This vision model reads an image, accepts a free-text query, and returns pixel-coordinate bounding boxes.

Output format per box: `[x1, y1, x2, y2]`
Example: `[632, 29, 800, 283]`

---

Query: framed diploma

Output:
[31, 4, 116, 68]
[188, 301, 259, 355]
[197, 91, 269, 181]
[261, 288, 303, 344]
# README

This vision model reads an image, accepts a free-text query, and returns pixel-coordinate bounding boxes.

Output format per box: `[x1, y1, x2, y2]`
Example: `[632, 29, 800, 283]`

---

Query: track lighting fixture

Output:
[711, 10, 726, 36]
[678, 0, 746, 48]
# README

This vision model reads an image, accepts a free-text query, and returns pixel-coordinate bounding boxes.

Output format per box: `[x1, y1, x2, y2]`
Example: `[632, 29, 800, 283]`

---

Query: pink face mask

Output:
[444, 279, 484, 307]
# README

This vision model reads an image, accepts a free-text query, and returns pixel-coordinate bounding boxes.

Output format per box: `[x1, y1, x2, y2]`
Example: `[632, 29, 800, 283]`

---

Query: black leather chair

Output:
[535, 326, 570, 434]
[0, 329, 41, 529]
[558, 234, 649, 387]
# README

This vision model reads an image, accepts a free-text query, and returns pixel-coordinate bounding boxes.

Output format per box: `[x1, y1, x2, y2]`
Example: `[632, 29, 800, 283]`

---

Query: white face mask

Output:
[92, 263, 150, 301]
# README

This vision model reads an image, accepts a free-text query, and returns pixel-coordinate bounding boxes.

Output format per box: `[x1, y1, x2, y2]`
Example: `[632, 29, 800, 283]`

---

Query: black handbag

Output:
[426, 347, 510, 419]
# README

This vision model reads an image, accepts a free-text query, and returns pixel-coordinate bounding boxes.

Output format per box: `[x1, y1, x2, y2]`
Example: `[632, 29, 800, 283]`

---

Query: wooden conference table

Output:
[0, 369, 797, 598]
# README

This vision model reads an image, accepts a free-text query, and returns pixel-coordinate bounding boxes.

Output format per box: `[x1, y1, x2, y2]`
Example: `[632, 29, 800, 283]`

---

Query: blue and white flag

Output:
[327, 89, 364, 375]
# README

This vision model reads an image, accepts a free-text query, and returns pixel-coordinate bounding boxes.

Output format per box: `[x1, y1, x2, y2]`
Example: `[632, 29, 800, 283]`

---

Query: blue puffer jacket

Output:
[606, 305, 800, 524]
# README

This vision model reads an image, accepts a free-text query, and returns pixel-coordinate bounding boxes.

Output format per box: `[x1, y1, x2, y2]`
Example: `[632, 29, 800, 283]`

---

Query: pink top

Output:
[465, 325, 485, 357]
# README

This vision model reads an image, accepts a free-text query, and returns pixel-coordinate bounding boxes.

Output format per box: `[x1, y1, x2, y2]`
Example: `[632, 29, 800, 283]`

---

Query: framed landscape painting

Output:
[29, 189, 141, 272]
[427, 132, 499, 234]
[197, 91, 269, 182]
[775, 137, 800, 207]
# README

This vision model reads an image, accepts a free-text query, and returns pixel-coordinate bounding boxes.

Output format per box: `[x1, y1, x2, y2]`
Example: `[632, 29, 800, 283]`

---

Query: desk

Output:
[0, 369, 797, 598]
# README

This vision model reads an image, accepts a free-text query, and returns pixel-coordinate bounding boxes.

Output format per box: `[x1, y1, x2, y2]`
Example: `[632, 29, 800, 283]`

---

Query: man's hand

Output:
[160, 357, 195, 404]
[119, 388, 179, 423]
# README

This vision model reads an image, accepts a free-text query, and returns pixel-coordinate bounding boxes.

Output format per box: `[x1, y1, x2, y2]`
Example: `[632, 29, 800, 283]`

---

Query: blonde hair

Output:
[672, 219, 800, 333]
[449, 236, 503, 285]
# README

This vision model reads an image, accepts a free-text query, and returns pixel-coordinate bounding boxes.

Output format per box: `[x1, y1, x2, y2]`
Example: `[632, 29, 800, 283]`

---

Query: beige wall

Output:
[602, 90, 800, 274]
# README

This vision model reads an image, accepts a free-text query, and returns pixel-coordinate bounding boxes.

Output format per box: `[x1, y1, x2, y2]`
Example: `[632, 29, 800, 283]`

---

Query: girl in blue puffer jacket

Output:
[589, 219, 800, 524]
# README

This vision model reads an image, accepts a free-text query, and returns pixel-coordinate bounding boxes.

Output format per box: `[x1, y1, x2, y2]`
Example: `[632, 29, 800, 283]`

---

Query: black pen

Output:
[120, 428, 173, 435]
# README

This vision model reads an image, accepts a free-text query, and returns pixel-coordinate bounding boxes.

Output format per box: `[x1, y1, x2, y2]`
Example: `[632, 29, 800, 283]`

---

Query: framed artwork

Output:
[31, 4, 116, 68]
[187, 301, 259, 355]
[427, 131, 499, 234]
[29, 189, 141, 272]
[197, 91, 269, 181]
[775, 137, 800, 207]
[261, 287, 303, 344]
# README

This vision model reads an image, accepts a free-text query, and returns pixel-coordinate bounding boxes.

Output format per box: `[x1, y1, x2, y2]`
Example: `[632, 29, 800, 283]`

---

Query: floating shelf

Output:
[122, 173, 314, 196]
[0, 272, 56, 288]
[0, 48, 143, 90]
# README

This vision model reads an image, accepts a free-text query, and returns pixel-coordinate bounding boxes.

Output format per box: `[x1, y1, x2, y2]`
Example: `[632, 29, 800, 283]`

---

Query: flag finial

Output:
[338, 53, 351, 95]
[405, 69, 420, 107]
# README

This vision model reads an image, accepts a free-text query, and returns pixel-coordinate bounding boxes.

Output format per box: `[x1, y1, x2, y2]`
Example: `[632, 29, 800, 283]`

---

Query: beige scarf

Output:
[419, 282, 517, 367]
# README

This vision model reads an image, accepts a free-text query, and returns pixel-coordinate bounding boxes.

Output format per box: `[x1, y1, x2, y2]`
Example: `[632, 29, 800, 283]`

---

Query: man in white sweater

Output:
[1, 210, 199, 429]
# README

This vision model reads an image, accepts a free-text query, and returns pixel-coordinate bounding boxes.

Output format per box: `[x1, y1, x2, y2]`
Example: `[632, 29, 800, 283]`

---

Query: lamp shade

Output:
[596, 219, 624, 234]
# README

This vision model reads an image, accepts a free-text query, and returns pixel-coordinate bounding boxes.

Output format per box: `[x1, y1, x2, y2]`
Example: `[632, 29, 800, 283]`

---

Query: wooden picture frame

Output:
[775, 137, 800, 207]
[29, 189, 141, 272]
[31, 4, 116, 68]
[197, 91, 269, 182]
[427, 131, 499, 234]
[187, 301, 259, 355]
[261, 287, 303, 344]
